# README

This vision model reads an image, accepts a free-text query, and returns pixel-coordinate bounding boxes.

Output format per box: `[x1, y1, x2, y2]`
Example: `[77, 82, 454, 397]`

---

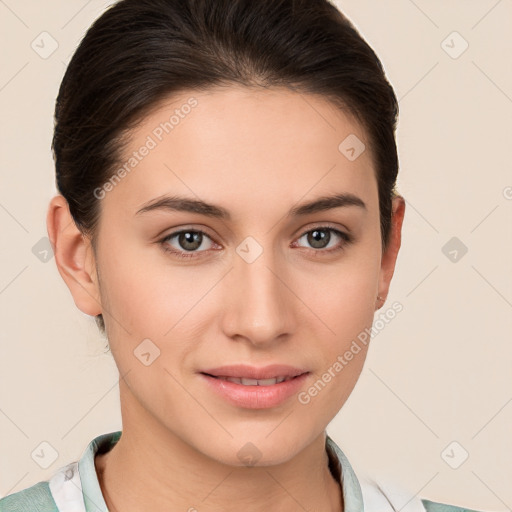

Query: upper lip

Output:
[200, 364, 309, 380]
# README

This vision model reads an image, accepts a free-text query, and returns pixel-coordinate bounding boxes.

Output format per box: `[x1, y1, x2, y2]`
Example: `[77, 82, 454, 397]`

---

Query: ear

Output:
[376, 195, 406, 308]
[46, 194, 102, 317]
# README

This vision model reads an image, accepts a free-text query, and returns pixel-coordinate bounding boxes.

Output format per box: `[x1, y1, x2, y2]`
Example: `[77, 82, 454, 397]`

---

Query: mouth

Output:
[200, 373, 306, 386]
[199, 371, 310, 409]
[199, 363, 311, 409]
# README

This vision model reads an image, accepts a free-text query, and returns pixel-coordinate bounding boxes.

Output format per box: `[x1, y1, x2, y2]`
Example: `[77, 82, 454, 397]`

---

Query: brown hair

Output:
[52, 0, 400, 335]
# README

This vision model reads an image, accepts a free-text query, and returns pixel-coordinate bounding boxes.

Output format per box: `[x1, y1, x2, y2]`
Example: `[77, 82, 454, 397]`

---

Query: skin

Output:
[47, 85, 405, 512]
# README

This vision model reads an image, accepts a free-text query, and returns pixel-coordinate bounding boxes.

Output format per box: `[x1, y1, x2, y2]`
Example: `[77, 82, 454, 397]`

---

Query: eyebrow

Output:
[135, 192, 367, 220]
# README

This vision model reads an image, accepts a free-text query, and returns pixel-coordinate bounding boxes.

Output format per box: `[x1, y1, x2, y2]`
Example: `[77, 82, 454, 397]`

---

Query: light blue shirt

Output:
[0, 430, 486, 512]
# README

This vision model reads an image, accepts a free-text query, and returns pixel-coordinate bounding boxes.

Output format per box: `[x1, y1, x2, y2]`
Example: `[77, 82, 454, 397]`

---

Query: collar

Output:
[48, 430, 426, 512]
[326, 434, 366, 510]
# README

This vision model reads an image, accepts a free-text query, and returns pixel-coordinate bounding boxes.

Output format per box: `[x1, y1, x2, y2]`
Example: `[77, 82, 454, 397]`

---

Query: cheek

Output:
[297, 340, 369, 430]
[97, 243, 220, 374]
[294, 250, 378, 400]
[98, 239, 190, 335]
[296, 258, 379, 336]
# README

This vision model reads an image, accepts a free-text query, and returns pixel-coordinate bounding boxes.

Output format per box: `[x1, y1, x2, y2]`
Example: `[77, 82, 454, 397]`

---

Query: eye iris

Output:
[179, 231, 202, 251]
[308, 229, 330, 249]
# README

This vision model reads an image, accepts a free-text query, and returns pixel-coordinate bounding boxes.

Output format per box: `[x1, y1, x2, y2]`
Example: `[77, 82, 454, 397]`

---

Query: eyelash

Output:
[159, 226, 354, 260]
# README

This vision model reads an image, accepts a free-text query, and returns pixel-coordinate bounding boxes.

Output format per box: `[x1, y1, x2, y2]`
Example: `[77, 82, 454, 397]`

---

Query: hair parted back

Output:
[52, 0, 400, 335]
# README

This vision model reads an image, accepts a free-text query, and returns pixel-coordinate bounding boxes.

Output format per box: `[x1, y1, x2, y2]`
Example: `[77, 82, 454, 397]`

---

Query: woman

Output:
[0, 0, 486, 511]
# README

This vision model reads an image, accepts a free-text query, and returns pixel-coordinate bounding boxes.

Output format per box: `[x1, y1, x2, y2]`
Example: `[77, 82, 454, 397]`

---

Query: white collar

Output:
[48, 430, 427, 512]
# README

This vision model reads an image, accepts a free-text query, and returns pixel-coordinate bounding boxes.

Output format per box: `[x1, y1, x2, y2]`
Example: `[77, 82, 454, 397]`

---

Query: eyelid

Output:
[293, 221, 349, 238]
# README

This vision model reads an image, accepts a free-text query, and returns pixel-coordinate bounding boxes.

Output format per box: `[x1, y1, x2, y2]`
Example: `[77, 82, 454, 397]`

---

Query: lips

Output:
[200, 363, 308, 382]
[199, 368, 310, 409]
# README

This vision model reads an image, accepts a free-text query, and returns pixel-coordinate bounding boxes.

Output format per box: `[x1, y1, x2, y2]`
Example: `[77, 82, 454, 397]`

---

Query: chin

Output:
[212, 430, 309, 468]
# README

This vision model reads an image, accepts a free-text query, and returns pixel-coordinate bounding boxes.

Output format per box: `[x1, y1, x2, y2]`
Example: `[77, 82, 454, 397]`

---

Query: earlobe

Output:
[46, 194, 102, 317]
[376, 195, 406, 306]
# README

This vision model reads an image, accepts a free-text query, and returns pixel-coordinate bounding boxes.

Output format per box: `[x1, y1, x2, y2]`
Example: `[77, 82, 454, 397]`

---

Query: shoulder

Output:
[357, 473, 488, 512]
[0, 431, 120, 512]
[421, 498, 488, 512]
[0, 481, 59, 512]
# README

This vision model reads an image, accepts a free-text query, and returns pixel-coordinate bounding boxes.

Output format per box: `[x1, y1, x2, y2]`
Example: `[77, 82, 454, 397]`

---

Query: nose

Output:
[221, 245, 296, 347]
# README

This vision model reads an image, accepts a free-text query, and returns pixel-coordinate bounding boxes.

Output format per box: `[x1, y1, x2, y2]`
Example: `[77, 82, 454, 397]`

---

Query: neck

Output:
[95, 382, 344, 512]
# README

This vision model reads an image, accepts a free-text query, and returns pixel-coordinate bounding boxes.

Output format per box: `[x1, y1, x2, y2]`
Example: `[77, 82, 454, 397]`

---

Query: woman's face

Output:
[86, 86, 401, 465]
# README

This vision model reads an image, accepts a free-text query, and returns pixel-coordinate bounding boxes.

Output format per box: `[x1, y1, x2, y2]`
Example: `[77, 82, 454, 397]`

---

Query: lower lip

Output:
[199, 373, 310, 409]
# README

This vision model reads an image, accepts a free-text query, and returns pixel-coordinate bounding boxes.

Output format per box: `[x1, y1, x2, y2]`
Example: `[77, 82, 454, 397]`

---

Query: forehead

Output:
[103, 86, 377, 218]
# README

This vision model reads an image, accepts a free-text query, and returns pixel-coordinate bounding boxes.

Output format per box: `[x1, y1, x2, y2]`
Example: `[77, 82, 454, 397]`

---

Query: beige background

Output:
[0, 0, 511, 510]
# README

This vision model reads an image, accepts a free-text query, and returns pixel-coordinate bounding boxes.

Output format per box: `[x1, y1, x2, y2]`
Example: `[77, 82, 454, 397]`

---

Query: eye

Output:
[293, 226, 353, 255]
[159, 225, 354, 260]
[160, 229, 217, 259]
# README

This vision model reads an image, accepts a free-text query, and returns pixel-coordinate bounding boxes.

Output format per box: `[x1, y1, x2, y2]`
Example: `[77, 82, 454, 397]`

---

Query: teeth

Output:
[241, 378, 260, 385]
[218, 376, 293, 386]
[251, 378, 278, 386]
